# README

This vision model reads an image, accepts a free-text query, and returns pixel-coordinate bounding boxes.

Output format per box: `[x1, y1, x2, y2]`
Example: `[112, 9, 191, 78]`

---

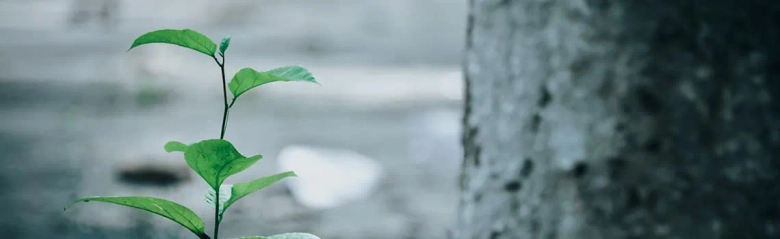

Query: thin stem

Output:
[217, 56, 229, 140]
[213, 201, 221, 239]
[228, 98, 237, 109]
[213, 54, 228, 239]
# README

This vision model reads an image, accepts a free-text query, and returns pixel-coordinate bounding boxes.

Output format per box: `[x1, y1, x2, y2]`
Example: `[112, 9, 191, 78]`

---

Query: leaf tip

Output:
[64, 198, 88, 211]
[126, 45, 137, 53]
[164, 141, 188, 152]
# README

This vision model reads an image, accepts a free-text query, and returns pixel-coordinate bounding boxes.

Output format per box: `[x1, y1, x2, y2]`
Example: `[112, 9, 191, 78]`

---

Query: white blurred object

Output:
[277, 145, 384, 210]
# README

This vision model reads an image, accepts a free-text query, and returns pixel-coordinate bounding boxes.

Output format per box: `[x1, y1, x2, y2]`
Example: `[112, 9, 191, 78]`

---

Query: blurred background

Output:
[0, 0, 467, 238]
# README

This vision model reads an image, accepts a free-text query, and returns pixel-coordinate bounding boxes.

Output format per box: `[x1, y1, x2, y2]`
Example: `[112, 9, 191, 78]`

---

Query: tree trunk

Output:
[456, 0, 780, 238]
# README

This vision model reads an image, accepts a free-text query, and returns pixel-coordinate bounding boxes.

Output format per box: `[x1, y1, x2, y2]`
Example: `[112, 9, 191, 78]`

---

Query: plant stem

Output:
[217, 56, 229, 140]
[214, 54, 228, 239]
[214, 198, 221, 239]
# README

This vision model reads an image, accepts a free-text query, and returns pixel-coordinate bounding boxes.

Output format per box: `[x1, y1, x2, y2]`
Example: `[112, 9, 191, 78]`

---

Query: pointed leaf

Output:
[219, 36, 231, 55]
[232, 233, 321, 239]
[184, 139, 263, 189]
[66, 196, 207, 238]
[128, 29, 217, 57]
[228, 66, 318, 100]
[266, 66, 317, 83]
[164, 141, 188, 152]
[219, 171, 296, 211]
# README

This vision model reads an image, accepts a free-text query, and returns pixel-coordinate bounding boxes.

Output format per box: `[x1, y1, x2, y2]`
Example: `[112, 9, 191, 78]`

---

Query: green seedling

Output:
[64, 29, 320, 239]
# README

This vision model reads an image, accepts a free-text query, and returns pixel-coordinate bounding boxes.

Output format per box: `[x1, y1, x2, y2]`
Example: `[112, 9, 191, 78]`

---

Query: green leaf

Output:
[223, 171, 296, 210]
[227, 66, 318, 100]
[128, 29, 217, 57]
[184, 139, 263, 189]
[204, 171, 294, 220]
[219, 36, 231, 55]
[232, 233, 321, 239]
[164, 141, 188, 152]
[66, 196, 207, 238]
[265, 66, 317, 83]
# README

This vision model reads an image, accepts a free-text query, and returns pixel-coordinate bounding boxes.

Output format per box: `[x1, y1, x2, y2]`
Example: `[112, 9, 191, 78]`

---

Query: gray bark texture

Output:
[456, 0, 780, 238]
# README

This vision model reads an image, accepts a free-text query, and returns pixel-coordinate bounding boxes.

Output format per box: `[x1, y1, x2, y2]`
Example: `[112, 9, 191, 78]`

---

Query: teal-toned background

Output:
[0, 0, 466, 238]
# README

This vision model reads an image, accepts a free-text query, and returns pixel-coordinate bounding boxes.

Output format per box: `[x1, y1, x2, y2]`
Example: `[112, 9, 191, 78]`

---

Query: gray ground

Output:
[0, 1, 467, 238]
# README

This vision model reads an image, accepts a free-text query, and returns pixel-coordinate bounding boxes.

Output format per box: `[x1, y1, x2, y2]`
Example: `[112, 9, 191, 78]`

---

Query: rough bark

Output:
[456, 0, 780, 238]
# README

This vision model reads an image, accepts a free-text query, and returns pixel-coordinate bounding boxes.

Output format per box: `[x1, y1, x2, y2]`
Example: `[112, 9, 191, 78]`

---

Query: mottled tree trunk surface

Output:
[456, 0, 780, 238]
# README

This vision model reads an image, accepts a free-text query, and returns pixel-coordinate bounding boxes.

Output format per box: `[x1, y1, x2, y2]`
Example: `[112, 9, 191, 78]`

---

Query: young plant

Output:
[64, 29, 321, 239]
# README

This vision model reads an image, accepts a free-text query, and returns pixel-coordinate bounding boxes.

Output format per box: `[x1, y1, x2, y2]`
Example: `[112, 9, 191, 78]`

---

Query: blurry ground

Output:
[0, 0, 466, 238]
